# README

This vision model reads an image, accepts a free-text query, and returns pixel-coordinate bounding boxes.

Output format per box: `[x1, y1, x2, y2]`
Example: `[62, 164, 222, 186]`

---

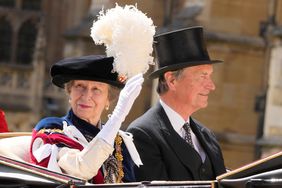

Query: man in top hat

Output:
[127, 26, 226, 181]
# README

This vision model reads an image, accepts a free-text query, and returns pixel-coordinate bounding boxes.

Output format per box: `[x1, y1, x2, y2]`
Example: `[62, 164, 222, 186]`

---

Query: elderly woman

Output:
[29, 55, 143, 183]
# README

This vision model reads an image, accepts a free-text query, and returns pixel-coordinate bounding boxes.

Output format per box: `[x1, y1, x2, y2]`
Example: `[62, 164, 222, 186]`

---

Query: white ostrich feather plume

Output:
[90, 4, 156, 78]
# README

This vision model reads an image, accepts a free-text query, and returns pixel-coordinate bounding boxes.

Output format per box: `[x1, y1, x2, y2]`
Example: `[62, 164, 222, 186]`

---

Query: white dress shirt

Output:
[160, 99, 206, 162]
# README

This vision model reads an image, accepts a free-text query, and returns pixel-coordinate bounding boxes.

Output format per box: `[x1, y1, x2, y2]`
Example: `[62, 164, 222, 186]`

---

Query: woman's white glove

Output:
[97, 73, 144, 145]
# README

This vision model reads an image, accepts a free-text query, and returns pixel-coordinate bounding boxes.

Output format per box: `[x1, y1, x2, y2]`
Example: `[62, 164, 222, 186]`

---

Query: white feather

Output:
[90, 4, 156, 78]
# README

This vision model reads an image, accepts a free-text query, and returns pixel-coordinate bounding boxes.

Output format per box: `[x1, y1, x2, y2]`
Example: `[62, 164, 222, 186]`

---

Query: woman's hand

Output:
[97, 73, 144, 145]
[113, 73, 144, 121]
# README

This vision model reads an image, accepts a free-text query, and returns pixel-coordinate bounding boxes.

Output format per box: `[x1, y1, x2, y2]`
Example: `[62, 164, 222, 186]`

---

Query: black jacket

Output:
[127, 102, 226, 181]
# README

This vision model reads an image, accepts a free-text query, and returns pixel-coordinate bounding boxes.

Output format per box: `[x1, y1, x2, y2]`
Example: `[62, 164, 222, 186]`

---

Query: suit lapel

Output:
[190, 118, 225, 176]
[155, 103, 202, 178]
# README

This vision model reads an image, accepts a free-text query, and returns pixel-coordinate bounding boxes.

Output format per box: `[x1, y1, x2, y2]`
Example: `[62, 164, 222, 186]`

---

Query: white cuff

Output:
[58, 138, 114, 180]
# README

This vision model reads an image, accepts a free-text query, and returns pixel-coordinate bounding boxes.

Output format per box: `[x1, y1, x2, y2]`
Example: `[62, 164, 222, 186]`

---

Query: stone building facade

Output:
[1, 0, 282, 169]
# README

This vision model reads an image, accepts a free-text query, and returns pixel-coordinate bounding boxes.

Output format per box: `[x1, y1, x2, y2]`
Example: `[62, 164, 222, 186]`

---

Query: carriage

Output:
[0, 132, 282, 188]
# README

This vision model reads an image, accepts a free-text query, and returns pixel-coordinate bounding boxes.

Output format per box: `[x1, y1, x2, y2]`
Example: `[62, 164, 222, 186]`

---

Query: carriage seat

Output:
[0, 135, 31, 162]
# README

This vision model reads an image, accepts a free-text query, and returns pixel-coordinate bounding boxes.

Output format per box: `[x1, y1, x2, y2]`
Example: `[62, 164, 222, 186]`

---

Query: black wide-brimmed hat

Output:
[149, 26, 223, 79]
[50, 55, 124, 88]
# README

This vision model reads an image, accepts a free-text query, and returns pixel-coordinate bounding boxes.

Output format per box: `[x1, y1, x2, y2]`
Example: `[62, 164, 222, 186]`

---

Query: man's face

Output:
[173, 64, 215, 112]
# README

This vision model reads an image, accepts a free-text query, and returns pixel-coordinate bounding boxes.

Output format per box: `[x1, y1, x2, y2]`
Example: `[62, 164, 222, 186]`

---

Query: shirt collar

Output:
[160, 99, 189, 133]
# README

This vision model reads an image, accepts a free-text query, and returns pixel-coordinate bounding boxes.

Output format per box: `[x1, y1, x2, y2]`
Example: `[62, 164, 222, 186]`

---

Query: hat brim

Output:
[148, 60, 223, 79]
[52, 74, 124, 89]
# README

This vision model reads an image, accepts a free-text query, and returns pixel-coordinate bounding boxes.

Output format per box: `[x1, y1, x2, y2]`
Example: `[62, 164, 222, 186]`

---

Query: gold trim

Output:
[114, 135, 124, 183]
[217, 150, 282, 180]
[38, 128, 64, 134]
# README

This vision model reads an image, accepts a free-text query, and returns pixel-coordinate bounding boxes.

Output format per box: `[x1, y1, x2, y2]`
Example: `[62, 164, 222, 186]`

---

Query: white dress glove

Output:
[97, 73, 144, 145]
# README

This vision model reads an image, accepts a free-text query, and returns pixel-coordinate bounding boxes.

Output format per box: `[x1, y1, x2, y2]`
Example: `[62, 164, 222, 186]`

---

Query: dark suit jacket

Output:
[127, 102, 226, 181]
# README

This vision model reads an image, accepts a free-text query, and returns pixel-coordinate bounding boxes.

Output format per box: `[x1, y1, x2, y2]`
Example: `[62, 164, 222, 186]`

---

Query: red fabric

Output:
[30, 129, 84, 166]
[30, 129, 105, 183]
[92, 169, 104, 184]
[0, 109, 8, 132]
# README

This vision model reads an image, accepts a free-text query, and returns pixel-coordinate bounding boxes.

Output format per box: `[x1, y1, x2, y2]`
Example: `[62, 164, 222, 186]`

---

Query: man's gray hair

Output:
[157, 69, 184, 95]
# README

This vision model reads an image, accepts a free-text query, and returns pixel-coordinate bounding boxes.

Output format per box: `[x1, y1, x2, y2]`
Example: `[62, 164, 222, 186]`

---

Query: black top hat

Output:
[149, 26, 223, 79]
[50, 55, 124, 88]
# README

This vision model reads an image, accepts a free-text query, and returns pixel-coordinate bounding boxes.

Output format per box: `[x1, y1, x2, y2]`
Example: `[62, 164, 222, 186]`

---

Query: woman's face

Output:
[69, 80, 109, 125]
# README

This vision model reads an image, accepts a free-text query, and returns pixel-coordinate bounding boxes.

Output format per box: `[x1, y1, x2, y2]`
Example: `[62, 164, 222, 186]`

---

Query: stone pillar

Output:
[29, 21, 46, 130]
[261, 43, 282, 157]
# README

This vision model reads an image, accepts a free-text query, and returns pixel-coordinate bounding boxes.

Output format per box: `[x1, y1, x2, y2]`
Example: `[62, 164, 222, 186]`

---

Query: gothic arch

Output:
[0, 17, 12, 63]
[16, 19, 38, 65]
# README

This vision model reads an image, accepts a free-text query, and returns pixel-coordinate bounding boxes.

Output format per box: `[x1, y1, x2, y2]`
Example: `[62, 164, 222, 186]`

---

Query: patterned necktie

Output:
[183, 122, 194, 148]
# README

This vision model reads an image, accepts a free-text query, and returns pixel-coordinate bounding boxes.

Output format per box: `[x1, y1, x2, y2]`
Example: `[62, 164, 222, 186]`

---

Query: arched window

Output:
[0, 0, 15, 8]
[0, 17, 12, 63]
[22, 0, 41, 11]
[16, 20, 37, 65]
